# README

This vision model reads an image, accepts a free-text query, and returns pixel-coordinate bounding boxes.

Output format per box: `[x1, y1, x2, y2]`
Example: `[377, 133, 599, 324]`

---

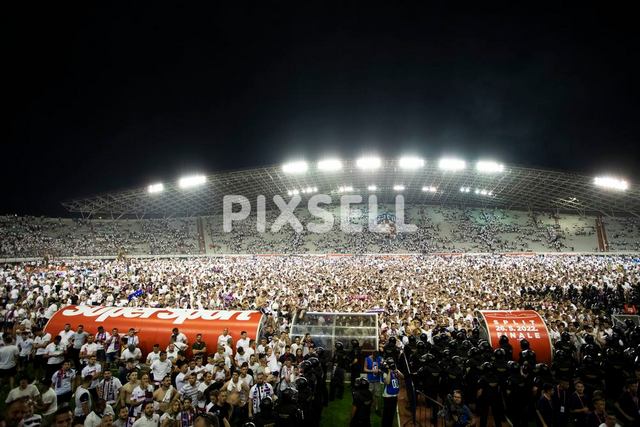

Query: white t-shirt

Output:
[4, 384, 40, 403]
[84, 404, 115, 427]
[41, 387, 57, 416]
[34, 333, 52, 356]
[237, 337, 251, 350]
[146, 351, 161, 365]
[132, 414, 160, 427]
[81, 363, 102, 389]
[150, 359, 173, 382]
[45, 343, 65, 365]
[0, 345, 19, 369]
[58, 330, 75, 347]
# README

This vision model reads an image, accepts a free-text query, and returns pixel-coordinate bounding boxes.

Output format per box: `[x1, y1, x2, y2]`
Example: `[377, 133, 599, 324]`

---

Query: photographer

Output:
[438, 390, 473, 427]
[382, 357, 404, 427]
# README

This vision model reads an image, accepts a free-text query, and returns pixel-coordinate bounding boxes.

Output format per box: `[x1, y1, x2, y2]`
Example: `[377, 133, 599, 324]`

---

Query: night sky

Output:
[6, 3, 639, 216]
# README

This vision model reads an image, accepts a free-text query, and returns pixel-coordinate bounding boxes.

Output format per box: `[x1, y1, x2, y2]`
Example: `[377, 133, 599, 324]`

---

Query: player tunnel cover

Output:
[45, 305, 264, 355]
[478, 310, 553, 364]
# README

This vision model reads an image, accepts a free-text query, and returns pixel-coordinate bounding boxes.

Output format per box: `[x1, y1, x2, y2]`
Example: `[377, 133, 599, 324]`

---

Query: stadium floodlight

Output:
[338, 185, 354, 193]
[317, 159, 343, 172]
[356, 156, 381, 170]
[594, 176, 629, 191]
[301, 186, 316, 194]
[292, 189, 300, 195]
[439, 158, 466, 171]
[393, 185, 405, 191]
[398, 156, 425, 170]
[422, 186, 437, 192]
[367, 185, 377, 191]
[282, 161, 308, 174]
[480, 189, 488, 195]
[476, 160, 505, 173]
[147, 183, 164, 194]
[178, 175, 206, 189]
[460, 187, 471, 193]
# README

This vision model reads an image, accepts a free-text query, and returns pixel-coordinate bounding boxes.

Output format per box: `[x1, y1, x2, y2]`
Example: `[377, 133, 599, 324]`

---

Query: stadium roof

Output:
[61, 160, 640, 218]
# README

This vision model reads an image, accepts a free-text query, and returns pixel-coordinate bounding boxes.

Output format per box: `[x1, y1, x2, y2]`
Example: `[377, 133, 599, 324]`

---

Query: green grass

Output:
[320, 384, 388, 427]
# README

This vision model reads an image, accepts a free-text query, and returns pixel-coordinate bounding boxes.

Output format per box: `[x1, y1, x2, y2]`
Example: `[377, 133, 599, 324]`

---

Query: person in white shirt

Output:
[234, 346, 249, 368]
[130, 373, 154, 417]
[38, 378, 58, 419]
[150, 351, 173, 383]
[236, 330, 251, 351]
[84, 398, 115, 427]
[73, 376, 93, 422]
[213, 347, 232, 369]
[218, 328, 232, 349]
[4, 375, 40, 403]
[44, 336, 66, 378]
[51, 361, 76, 405]
[58, 324, 75, 350]
[17, 331, 34, 368]
[79, 334, 101, 366]
[105, 328, 121, 366]
[170, 327, 188, 351]
[124, 328, 139, 348]
[121, 344, 142, 367]
[0, 335, 20, 389]
[97, 369, 122, 407]
[145, 344, 161, 365]
[175, 363, 189, 392]
[132, 401, 160, 427]
[248, 372, 275, 417]
[81, 355, 102, 390]
[33, 328, 52, 377]
[165, 343, 179, 363]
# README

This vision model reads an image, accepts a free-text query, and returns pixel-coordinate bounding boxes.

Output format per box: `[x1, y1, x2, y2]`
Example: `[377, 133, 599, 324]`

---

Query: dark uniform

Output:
[351, 377, 373, 427]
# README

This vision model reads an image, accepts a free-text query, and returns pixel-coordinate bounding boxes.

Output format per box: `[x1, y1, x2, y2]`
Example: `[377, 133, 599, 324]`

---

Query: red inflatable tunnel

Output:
[478, 310, 553, 364]
[44, 305, 264, 356]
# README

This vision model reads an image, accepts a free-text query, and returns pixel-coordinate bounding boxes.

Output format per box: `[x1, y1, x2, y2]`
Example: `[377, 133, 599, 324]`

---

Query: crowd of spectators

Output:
[0, 254, 639, 426]
[2, 209, 639, 258]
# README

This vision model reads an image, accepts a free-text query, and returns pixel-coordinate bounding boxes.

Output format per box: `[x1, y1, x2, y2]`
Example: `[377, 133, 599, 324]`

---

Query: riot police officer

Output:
[351, 377, 373, 427]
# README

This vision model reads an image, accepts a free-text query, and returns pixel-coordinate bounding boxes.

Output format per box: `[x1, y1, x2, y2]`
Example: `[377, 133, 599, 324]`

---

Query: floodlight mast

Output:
[282, 161, 308, 174]
[317, 159, 343, 171]
[178, 175, 206, 189]
[356, 156, 381, 170]
[147, 183, 164, 194]
[476, 161, 505, 173]
[398, 156, 425, 170]
[439, 158, 466, 171]
[594, 176, 629, 191]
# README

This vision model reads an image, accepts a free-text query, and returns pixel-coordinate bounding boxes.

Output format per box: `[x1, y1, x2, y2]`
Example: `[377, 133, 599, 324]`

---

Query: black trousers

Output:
[329, 367, 345, 400]
[382, 395, 398, 427]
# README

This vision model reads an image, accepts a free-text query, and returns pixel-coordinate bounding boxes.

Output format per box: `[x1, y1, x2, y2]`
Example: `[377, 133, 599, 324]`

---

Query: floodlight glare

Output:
[282, 161, 308, 174]
[178, 175, 206, 189]
[367, 185, 377, 191]
[422, 186, 437, 192]
[317, 159, 343, 172]
[594, 176, 629, 191]
[356, 156, 382, 170]
[338, 185, 354, 193]
[393, 185, 405, 191]
[147, 183, 164, 194]
[398, 156, 425, 170]
[460, 187, 471, 193]
[476, 161, 505, 173]
[439, 158, 466, 171]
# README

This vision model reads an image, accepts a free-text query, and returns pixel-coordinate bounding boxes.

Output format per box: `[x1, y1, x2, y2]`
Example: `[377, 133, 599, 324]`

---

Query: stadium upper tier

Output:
[1, 206, 639, 258]
[60, 159, 639, 218]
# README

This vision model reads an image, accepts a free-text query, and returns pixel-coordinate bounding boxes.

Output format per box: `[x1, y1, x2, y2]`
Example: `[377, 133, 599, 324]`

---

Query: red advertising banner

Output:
[478, 310, 553, 364]
[44, 306, 264, 356]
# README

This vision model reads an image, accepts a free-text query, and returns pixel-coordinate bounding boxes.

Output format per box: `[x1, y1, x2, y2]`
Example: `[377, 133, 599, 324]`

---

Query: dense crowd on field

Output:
[0, 254, 639, 426]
